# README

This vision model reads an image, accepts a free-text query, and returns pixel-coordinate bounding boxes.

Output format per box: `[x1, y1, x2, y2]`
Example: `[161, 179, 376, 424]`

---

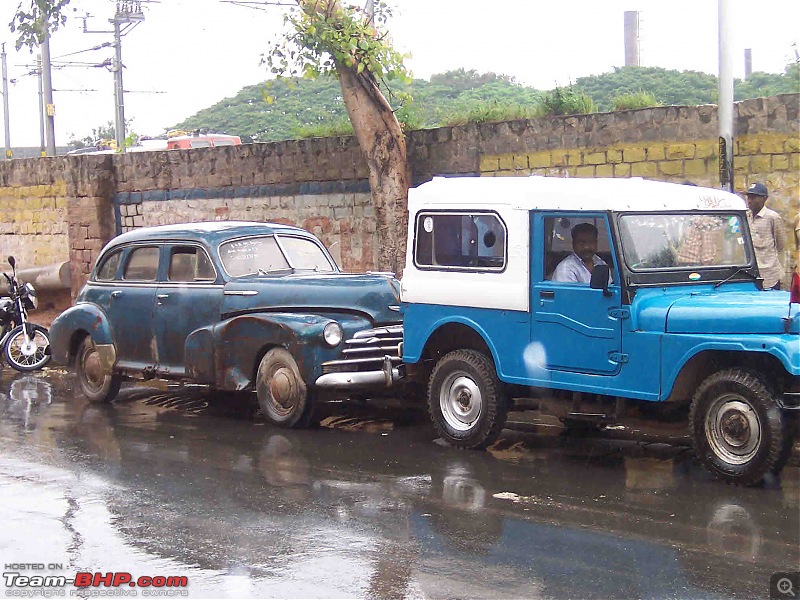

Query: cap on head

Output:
[746, 182, 768, 197]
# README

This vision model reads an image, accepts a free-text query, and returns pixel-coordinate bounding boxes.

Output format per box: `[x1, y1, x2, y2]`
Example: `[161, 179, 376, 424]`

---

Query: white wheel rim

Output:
[440, 372, 482, 432]
[705, 395, 761, 465]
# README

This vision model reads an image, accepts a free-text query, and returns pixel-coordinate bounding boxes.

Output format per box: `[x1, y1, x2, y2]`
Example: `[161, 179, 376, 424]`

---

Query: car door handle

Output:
[157, 294, 170, 299]
[540, 290, 555, 299]
[111, 291, 122, 298]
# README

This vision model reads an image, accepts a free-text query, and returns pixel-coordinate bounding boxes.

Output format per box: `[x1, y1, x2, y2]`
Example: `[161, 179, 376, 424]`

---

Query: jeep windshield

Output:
[618, 213, 750, 273]
[219, 235, 336, 277]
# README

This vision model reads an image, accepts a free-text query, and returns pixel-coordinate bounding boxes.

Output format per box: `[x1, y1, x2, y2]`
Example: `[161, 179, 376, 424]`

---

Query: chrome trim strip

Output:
[224, 290, 259, 296]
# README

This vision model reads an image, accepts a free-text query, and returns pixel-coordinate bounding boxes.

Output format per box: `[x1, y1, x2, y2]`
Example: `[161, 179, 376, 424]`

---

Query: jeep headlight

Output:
[323, 322, 344, 347]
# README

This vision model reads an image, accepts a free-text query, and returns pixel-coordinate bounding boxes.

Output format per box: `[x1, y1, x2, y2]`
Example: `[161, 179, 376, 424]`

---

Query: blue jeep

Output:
[49, 221, 403, 426]
[400, 176, 799, 485]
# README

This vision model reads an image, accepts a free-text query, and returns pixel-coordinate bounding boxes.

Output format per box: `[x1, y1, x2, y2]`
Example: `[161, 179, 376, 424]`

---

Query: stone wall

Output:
[0, 93, 797, 303]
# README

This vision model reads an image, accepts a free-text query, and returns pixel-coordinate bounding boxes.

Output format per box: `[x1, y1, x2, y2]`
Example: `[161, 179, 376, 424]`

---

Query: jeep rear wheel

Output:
[256, 348, 314, 428]
[690, 368, 784, 485]
[428, 349, 508, 449]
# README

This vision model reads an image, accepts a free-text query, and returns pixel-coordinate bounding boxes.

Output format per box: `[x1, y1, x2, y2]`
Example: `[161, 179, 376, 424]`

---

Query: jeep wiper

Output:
[713, 267, 759, 289]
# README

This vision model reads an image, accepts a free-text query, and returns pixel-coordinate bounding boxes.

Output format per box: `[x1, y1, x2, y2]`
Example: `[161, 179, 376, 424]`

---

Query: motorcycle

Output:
[0, 256, 51, 371]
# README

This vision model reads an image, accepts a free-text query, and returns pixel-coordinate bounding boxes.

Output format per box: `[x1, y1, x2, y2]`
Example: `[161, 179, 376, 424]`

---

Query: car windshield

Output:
[619, 213, 749, 270]
[219, 235, 334, 277]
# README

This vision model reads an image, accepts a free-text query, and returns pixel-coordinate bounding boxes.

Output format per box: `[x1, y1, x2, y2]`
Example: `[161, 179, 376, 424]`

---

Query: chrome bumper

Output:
[315, 355, 401, 388]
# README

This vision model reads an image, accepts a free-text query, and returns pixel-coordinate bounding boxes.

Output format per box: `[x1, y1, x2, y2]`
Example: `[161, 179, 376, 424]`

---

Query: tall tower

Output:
[624, 11, 640, 67]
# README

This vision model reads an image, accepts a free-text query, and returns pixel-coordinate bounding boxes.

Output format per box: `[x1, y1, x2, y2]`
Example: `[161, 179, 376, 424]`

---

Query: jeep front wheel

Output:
[690, 368, 784, 485]
[428, 349, 508, 449]
[256, 348, 314, 428]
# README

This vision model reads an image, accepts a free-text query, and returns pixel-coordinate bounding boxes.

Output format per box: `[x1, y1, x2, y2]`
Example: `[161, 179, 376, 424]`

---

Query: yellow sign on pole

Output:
[46, 104, 55, 117]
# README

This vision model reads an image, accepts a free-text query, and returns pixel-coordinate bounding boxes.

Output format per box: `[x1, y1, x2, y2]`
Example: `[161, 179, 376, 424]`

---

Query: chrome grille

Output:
[321, 325, 403, 374]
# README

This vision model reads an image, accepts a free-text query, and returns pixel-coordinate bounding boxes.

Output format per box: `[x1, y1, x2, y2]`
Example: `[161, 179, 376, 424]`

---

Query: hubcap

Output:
[705, 395, 761, 465]
[440, 373, 482, 432]
[83, 347, 105, 388]
[269, 368, 295, 408]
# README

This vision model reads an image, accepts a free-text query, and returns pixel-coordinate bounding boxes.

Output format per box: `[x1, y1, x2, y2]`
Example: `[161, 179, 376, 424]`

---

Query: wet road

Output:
[1, 368, 798, 599]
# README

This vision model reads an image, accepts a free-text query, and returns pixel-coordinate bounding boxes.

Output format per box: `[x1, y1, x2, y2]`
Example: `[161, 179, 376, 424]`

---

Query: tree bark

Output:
[337, 66, 409, 274]
[296, 0, 409, 275]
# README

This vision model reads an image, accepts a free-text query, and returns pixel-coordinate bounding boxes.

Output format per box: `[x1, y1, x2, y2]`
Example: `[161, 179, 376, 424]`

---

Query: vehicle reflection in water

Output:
[0, 373, 53, 431]
[0, 378, 797, 599]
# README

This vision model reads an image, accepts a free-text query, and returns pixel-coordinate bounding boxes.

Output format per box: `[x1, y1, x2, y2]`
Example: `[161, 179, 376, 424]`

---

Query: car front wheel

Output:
[256, 348, 314, 428]
[76, 337, 122, 404]
[428, 349, 508, 449]
[690, 368, 785, 485]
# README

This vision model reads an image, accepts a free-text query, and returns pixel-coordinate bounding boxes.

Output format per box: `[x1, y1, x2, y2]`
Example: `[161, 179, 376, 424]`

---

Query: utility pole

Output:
[365, 0, 374, 24]
[40, 24, 57, 156]
[717, 0, 734, 192]
[109, 1, 145, 152]
[1, 44, 11, 159]
[37, 55, 46, 156]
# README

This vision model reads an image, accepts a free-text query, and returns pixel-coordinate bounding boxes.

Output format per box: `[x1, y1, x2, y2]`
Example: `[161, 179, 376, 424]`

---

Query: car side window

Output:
[544, 215, 614, 283]
[414, 212, 506, 271]
[96, 249, 123, 281]
[169, 246, 216, 282]
[123, 246, 160, 281]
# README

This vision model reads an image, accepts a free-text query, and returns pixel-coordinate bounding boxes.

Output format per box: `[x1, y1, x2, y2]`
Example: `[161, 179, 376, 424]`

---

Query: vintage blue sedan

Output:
[49, 221, 404, 427]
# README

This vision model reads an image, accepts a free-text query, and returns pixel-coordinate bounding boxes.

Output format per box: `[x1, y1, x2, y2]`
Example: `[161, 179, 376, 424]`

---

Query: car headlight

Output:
[323, 322, 343, 347]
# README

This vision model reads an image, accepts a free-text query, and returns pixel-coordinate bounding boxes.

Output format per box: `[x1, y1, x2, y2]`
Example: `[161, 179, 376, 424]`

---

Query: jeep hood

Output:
[665, 291, 799, 334]
[221, 273, 401, 325]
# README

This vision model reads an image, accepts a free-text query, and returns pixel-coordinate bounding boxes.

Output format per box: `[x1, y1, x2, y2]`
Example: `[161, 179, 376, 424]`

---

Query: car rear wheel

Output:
[690, 368, 784, 485]
[76, 337, 122, 404]
[256, 348, 314, 428]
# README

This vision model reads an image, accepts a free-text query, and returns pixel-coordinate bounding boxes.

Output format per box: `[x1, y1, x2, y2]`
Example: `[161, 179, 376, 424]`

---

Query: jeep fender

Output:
[186, 313, 337, 391]
[661, 335, 800, 400]
[49, 303, 115, 366]
[405, 314, 502, 372]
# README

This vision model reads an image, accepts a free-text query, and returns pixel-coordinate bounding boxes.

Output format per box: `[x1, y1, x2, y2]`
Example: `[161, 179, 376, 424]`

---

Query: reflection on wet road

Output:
[1, 369, 798, 599]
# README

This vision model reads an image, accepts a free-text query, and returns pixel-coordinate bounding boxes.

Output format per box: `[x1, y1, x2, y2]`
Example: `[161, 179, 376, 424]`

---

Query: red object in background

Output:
[790, 271, 800, 304]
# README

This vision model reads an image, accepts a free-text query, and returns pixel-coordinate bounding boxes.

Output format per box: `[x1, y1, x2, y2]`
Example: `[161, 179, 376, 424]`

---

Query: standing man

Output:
[745, 182, 786, 290]
[794, 209, 800, 274]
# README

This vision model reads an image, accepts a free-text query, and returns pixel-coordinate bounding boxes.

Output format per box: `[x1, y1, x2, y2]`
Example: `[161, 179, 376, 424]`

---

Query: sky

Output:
[0, 0, 798, 148]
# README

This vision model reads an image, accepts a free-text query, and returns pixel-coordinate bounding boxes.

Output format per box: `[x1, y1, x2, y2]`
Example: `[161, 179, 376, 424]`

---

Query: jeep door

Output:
[531, 213, 624, 375]
[154, 244, 223, 375]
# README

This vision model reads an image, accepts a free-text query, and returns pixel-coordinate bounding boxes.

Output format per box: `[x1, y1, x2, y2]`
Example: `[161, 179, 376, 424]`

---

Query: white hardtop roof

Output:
[410, 176, 746, 212]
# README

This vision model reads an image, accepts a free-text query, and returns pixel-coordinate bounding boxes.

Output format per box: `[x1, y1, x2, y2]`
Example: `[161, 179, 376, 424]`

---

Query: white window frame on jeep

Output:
[402, 176, 746, 312]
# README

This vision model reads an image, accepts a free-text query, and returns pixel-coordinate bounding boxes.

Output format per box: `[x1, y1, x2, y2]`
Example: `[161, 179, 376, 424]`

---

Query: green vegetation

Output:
[538, 86, 598, 116]
[612, 90, 662, 111]
[172, 64, 799, 142]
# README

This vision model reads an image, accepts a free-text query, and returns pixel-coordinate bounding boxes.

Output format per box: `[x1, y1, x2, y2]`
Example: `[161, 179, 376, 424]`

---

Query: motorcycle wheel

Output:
[4, 324, 51, 372]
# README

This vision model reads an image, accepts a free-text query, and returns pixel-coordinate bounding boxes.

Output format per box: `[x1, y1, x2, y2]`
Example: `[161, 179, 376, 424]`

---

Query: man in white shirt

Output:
[746, 182, 786, 290]
[552, 222, 607, 284]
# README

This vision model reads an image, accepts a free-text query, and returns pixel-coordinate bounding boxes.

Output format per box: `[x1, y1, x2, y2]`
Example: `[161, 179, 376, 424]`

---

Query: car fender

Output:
[49, 303, 114, 365]
[187, 313, 335, 391]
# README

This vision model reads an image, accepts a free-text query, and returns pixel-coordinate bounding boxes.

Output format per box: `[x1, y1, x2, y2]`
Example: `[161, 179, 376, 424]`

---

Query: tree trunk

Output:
[337, 67, 409, 274]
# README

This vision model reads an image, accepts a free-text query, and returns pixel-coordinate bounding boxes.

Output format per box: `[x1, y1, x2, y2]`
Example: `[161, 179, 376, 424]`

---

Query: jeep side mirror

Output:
[590, 264, 612, 296]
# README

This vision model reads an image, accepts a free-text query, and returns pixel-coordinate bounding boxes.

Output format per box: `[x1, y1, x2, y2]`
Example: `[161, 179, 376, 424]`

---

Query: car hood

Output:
[665, 291, 798, 335]
[221, 272, 402, 325]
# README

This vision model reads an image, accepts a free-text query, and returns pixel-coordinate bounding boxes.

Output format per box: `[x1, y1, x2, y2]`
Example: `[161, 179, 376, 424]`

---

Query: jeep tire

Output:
[690, 368, 785, 486]
[256, 348, 314, 428]
[76, 337, 122, 404]
[428, 349, 508, 449]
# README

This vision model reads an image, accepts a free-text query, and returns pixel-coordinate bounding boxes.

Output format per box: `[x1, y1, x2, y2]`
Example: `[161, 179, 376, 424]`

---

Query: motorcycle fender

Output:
[49, 303, 115, 365]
